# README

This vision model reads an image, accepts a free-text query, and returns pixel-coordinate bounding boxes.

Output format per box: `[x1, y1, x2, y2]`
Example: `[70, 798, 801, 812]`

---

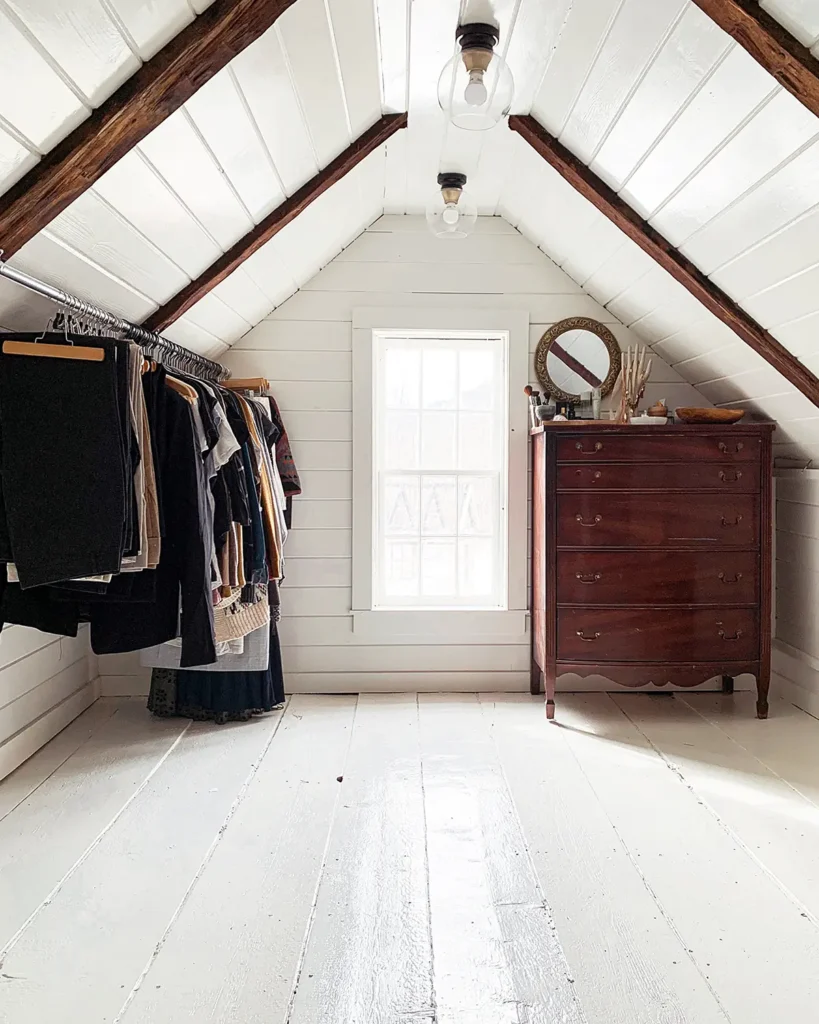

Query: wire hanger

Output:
[3, 305, 105, 363]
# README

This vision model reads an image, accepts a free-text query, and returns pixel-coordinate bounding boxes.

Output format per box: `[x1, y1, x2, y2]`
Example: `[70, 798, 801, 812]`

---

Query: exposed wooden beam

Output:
[0, 0, 298, 257]
[144, 113, 408, 332]
[509, 114, 819, 407]
[549, 341, 602, 389]
[690, 0, 819, 119]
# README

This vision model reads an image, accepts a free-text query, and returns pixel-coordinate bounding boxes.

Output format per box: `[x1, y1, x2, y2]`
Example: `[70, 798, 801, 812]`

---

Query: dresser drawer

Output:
[557, 550, 758, 605]
[556, 462, 758, 492]
[557, 433, 762, 464]
[557, 493, 758, 548]
[557, 608, 758, 662]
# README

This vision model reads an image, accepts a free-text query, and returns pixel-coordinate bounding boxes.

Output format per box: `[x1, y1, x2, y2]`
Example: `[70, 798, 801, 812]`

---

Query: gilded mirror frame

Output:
[534, 316, 621, 403]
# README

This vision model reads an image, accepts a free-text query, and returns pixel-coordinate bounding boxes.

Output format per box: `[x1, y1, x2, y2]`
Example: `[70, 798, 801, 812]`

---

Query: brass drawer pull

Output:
[719, 470, 742, 483]
[575, 441, 603, 455]
[575, 514, 602, 527]
[721, 515, 743, 527]
[718, 441, 744, 455]
[719, 572, 743, 584]
[576, 572, 602, 584]
[576, 630, 601, 642]
[719, 628, 743, 642]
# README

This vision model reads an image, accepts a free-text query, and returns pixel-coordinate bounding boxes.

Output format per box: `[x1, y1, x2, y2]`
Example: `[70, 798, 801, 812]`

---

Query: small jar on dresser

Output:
[529, 422, 775, 720]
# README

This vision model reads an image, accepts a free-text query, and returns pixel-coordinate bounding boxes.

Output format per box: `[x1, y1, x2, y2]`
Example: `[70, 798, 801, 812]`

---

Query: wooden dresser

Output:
[530, 423, 774, 720]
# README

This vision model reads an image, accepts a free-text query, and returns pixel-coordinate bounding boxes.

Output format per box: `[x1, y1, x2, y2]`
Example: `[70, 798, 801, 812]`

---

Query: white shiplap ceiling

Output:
[0, 0, 818, 459]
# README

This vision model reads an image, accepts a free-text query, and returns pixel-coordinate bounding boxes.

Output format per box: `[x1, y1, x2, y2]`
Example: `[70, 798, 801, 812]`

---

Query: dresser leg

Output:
[530, 661, 542, 695]
[544, 669, 556, 721]
[721, 675, 734, 694]
[756, 668, 770, 720]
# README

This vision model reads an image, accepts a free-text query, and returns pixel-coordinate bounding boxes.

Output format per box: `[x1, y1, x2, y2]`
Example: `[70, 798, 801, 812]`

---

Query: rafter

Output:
[0, 0, 298, 258]
[691, 0, 819, 119]
[509, 114, 819, 408]
[144, 114, 408, 332]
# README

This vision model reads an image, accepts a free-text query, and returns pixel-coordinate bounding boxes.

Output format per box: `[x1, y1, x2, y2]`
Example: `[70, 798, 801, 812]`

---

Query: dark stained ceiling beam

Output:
[509, 114, 819, 408]
[144, 113, 408, 332]
[691, 0, 819, 119]
[0, 0, 298, 257]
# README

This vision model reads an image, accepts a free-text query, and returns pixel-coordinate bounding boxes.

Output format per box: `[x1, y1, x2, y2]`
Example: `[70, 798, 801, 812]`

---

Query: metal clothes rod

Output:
[0, 260, 230, 382]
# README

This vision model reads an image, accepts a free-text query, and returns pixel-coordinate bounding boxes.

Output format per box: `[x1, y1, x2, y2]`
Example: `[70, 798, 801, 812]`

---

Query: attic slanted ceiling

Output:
[509, 113, 819, 408]
[0, 0, 299, 257]
[1, 0, 819, 464]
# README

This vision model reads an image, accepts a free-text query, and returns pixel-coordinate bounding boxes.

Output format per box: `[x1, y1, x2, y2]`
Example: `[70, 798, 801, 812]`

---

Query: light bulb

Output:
[464, 71, 487, 107]
[442, 204, 460, 226]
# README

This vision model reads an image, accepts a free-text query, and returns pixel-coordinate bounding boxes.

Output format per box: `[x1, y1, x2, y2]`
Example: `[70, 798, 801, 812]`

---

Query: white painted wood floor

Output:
[1, 691, 818, 1023]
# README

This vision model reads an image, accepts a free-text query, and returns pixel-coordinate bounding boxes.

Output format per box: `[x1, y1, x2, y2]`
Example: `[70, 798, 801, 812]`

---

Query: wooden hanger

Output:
[166, 374, 198, 404]
[2, 339, 104, 362]
[224, 377, 269, 393]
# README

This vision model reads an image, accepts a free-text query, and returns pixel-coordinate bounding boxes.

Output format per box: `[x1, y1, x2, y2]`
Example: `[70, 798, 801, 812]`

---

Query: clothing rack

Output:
[0, 260, 230, 383]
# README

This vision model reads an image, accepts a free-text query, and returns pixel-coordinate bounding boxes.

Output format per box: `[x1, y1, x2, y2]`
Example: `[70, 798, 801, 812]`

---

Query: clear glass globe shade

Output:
[438, 49, 514, 130]
[425, 189, 478, 239]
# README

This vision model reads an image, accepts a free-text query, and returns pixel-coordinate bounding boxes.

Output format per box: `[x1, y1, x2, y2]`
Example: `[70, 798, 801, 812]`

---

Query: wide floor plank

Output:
[1, 709, 280, 1022]
[120, 695, 356, 1024]
[0, 697, 119, 822]
[557, 694, 819, 1023]
[288, 694, 433, 1024]
[614, 693, 819, 924]
[482, 693, 728, 1024]
[0, 701, 187, 952]
[418, 693, 583, 1024]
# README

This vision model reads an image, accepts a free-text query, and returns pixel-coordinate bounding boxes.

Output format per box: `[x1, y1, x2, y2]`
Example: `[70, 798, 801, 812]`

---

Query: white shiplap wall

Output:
[772, 470, 819, 717]
[0, 625, 98, 783]
[98, 214, 710, 696]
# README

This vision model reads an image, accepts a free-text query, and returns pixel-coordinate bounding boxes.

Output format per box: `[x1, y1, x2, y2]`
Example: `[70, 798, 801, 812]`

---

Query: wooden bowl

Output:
[675, 407, 745, 425]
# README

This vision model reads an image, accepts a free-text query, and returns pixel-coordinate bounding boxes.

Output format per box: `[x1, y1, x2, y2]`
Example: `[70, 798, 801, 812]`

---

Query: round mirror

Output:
[534, 317, 621, 403]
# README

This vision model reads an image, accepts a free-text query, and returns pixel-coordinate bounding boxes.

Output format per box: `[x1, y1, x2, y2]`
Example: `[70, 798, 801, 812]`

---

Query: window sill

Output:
[352, 609, 528, 639]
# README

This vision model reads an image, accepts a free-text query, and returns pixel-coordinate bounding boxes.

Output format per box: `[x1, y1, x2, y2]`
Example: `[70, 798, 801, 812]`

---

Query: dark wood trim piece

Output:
[691, 0, 819, 119]
[0, 0, 298, 257]
[145, 113, 408, 331]
[549, 340, 603, 389]
[509, 114, 819, 408]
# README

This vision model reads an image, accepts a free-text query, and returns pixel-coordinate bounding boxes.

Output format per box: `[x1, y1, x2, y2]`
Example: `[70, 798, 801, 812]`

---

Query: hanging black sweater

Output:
[90, 379, 216, 668]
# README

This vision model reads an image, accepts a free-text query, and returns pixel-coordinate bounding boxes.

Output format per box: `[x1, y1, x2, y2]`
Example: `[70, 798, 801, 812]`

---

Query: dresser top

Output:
[530, 421, 775, 436]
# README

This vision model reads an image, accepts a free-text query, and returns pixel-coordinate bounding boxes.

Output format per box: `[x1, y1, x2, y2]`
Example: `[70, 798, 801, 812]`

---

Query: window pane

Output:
[384, 539, 419, 596]
[458, 412, 495, 470]
[421, 411, 456, 470]
[423, 349, 457, 409]
[385, 348, 420, 408]
[459, 348, 494, 410]
[383, 475, 420, 536]
[458, 476, 495, 536]
[421, 476, 456, 535]
[459, 537, 494, 597]
[384, 411, 419, 469]
[421, 539, 456, 596]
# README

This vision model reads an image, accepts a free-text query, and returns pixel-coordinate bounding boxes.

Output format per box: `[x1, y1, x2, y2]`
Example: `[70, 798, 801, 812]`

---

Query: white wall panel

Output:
[1, 0, 138, 105]
[276, 0, 352, 166]
[104, 0, 193, 60]
[559, 0, 687, 165]
[185, 69, 286, 223]
[620, 46, 775, 217]
[326, 0, 382, 137]
[651, 89, 819, 246]
[138, 109, 253, 251]
[591, 4, 730, 189]
[0, 6, 88, 151]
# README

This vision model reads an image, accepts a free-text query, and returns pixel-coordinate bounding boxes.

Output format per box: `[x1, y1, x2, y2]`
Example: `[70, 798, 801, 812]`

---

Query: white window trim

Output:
[352, 306, 529, 637]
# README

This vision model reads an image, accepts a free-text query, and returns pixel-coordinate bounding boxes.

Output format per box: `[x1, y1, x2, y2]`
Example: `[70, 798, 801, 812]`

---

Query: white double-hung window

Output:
[352, 309, 528, 636]
[374, 331, 506, 608]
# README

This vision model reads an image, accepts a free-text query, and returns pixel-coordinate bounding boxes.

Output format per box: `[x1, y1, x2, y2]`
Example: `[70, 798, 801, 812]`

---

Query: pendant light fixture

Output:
[426, 173, 478, 239]
[437, 22, 514, 131]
